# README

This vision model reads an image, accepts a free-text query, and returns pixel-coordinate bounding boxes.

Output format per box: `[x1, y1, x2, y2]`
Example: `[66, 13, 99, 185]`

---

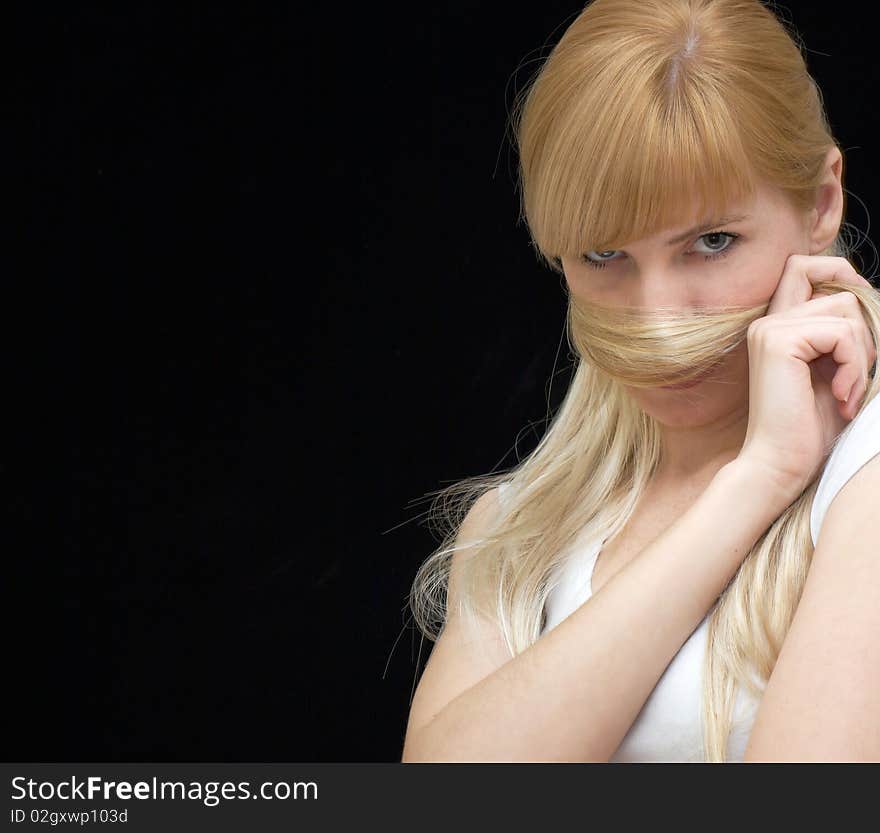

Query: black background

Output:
[11, 2, 880, 761]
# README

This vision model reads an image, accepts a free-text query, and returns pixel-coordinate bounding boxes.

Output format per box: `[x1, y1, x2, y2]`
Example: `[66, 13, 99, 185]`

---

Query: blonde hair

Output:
[407, 0, 880, 761]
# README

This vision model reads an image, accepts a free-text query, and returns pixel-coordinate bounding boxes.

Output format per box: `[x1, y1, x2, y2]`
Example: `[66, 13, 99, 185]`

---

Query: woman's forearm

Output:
[404, 459, 793, 762]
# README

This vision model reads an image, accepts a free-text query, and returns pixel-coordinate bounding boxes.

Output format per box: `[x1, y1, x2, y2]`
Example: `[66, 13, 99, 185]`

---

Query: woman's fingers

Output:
[766, 275, 877, 418]
[739, 254, 877, 496]
[783, 291, 877, 366]
[766, 254, 871, 316]
[761, 317, 866, 402]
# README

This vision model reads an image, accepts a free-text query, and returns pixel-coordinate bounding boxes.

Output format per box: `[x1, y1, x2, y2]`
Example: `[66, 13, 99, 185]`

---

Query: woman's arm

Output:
[743, 454, 880, 762]
[402, 458, 793, 762]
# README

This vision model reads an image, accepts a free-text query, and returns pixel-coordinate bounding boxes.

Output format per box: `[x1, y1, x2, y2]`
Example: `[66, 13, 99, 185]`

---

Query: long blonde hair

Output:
[407, 0, 880, 761]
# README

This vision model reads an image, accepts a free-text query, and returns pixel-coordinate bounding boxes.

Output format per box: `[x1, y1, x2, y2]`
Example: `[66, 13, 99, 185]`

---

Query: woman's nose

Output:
[628, 269, 699, 309]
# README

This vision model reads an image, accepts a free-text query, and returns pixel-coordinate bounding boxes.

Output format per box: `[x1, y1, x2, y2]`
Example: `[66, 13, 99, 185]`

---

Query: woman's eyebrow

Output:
[665, 213, 751, 246]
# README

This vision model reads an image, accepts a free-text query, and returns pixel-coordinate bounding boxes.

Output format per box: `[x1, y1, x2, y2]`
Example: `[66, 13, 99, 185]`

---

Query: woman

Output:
[402, 0, 880, 762]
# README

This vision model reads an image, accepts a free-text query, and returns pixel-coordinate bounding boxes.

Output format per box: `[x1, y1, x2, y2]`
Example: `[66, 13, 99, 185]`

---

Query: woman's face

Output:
[560, 181, 814, 429]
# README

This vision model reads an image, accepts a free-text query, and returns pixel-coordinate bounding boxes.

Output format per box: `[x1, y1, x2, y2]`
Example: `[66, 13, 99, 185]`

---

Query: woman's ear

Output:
[808, 145, 844, 255]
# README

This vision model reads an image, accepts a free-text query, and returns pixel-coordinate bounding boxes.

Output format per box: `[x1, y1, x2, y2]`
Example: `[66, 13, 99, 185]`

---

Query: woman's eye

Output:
[692, 231, 738, 256]
[581, 249, 622, 267]
[579, 231, 740, 270]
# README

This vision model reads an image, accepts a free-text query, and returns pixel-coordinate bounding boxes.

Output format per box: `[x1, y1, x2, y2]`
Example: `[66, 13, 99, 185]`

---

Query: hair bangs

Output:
[532, 69, 758, 272]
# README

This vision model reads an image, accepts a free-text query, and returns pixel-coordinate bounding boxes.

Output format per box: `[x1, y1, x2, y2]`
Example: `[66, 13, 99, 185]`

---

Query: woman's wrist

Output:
[720, 455, 802, 518]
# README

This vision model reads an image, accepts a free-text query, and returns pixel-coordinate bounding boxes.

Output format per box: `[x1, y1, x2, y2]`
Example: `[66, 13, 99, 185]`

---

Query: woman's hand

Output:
[738, 254, 877, 502]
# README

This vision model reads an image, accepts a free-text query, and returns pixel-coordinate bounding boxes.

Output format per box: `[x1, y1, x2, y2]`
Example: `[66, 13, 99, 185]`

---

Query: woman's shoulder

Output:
[810, 389, 880, 546]
[454, 486, 505, 552]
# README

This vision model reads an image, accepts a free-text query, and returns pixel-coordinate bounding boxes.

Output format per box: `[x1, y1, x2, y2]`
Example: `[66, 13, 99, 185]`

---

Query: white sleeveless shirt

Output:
[499, 391, 880, 762]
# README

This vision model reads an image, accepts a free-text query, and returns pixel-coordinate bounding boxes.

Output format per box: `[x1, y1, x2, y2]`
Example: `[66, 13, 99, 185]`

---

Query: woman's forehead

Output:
[598, 186, 762, 248]
[546, 166, 761, 260]
[645, 209, 752, 242]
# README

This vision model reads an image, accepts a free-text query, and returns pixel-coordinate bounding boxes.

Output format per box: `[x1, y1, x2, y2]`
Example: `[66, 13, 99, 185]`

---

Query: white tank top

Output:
[499, 391, 880, 762]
